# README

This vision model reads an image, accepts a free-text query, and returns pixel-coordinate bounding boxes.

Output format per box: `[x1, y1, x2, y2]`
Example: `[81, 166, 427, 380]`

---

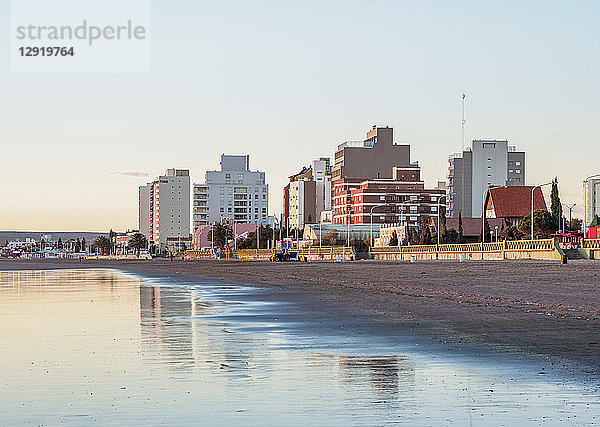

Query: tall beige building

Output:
[139, 169, 190, 253]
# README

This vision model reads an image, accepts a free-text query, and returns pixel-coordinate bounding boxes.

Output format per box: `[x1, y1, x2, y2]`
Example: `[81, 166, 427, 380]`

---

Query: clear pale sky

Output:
[1, 0, 598, 231]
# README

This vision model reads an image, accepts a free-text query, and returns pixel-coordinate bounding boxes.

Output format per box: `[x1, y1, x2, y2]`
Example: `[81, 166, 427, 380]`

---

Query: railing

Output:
[185, 249, 217, 259]
[582, 239, 600, 249]
[505, 239, 554, 251]
[233, 246, 355, 260]
[371, 239, 558, 254]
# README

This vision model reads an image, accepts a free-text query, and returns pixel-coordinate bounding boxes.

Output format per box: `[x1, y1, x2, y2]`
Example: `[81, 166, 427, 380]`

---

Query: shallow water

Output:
[0, 269, 598, 425]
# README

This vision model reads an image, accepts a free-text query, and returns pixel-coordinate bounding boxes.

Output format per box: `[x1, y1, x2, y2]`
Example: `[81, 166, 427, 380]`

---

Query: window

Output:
[410, 205, 417, 212]
[410, 195, 418, 200]
[410, 216, 417, 221]
[432, 206, 437, 212]
[509, 169, 514, 173]
[225, 173, 231, 179]
[487, 165, 491, 169]
[516, 161, 521, 166]
[380, 196, 385, 201]
[516, 170, 521, 174]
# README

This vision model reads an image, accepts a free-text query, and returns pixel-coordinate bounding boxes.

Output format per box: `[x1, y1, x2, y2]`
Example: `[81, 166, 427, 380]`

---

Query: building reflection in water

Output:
[139, 283, 258, 375]
[337, 355, 415, 400]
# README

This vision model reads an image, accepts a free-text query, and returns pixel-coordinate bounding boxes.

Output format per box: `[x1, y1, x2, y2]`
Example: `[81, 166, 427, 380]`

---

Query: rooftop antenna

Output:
[461, 93, 466, 150]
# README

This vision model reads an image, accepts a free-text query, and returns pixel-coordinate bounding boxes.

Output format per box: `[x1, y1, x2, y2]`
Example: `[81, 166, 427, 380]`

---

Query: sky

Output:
[1, 0, 599, 231]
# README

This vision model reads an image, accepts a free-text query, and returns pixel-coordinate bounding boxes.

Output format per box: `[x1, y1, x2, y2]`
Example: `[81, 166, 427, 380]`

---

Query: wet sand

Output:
[2, 258, 600, 372]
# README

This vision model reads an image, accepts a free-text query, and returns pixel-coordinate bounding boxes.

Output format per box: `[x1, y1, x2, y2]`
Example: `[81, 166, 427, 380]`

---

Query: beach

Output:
[2, 258, 600, 372]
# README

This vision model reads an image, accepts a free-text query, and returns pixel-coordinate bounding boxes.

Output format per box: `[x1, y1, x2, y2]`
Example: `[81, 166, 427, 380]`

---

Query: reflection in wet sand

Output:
[1, 269, 599, 425]
[337, 355, 415, 399]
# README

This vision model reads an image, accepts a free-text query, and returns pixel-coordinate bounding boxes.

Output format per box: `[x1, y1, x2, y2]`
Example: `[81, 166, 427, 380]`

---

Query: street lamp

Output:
[399, 197, 423, 244]
[436, 195, 447, 245]
[563, 203, 576, 233]
[482, 185, 503, 243]
[531, 182, 552, 240]
[583, 175, 600, 238]
[495, 225, 499, 242]
[370, 204, 387, 247]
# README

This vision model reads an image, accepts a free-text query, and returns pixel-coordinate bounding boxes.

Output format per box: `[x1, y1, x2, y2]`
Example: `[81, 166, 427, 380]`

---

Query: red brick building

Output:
[333, 166, 445, 228]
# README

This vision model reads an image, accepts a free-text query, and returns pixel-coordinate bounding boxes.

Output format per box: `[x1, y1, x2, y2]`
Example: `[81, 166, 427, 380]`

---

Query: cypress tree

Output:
[550, 177, 561, 230]
[458, 211, 464, 243]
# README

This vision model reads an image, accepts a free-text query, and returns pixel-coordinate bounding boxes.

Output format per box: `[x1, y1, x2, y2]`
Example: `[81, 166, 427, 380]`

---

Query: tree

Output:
[93, 236, 112, 255]
[389, 231, 398, 246]
[420, 227, 432, 245]
[446, 228, 458, 243]
[57, 238, 63, 250]
[518, 210, 559, 238]
[439, 204, 447, 243]
[484, 218, 491, 243]
[75, 238, 81, 253]
[458, 211, 464, 243]
[568, 218, 583, 232]
[81, 237, 87, 253]
[128, 233, 148, 256]
[321, 230, 339, 246]
[499, 225, 525, 241]
[208, 223, 233, 249]
[550, 178, 562, 227]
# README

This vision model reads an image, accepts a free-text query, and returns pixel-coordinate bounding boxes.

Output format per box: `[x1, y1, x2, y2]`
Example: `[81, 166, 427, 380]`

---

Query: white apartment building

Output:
[193, 155, 269, 230]
[312, 158, 333, 218]
[584, 178, 600, 228]
[285, 158, 332, 230]
[448, 139, 525, 218]
[139, 169, 190, 252]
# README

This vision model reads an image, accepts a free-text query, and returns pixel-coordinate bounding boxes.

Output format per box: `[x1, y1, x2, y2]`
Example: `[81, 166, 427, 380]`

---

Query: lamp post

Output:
[347, 212, 350, 248]
[369, 204, 386, 247]
[482, 185, 503, 243]
[436, 195, 447, 246]
[583, 175, 600, 238]
[563, 203, 576, 232]
[319, 220, 322, 249]
[531, 182, 552, 240]
[495, 225, 499, 242]
[399, 197, 423, 243]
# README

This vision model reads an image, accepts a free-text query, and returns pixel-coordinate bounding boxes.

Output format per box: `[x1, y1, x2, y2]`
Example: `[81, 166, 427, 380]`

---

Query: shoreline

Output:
[2, 258, 600, 374]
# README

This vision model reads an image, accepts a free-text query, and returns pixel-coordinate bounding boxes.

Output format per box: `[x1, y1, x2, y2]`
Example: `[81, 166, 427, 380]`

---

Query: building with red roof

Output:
[484, 186, 547, 227]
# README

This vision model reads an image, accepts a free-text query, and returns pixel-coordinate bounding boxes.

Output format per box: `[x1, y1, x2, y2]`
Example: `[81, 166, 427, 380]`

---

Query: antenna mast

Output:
[461, 93, 466, 150]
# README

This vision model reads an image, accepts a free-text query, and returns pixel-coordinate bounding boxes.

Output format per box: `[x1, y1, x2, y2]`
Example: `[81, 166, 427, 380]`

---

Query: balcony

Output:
[337, 140, 373, 149]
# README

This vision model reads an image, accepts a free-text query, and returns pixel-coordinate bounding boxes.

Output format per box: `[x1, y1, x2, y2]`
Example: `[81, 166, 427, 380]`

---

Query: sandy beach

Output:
[2, 258, 600, 372]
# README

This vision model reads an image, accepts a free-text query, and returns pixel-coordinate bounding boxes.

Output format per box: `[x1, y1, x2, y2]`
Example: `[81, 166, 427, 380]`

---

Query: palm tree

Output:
[94, 236, 112, 255]
[127, 233, 148, 256]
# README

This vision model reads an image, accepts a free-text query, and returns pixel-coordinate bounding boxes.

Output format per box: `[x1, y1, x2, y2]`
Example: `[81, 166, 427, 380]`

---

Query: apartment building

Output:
[334, 165, 444, 228]
[584, 178, 600, 230]
[139, 168, 190, 252]
[193, 154, 269, 231]
[283, 158, 332, 230]
[332, 126, 417, 225]
[332, 126, 410, 181]
[448, 140, 525, 218]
